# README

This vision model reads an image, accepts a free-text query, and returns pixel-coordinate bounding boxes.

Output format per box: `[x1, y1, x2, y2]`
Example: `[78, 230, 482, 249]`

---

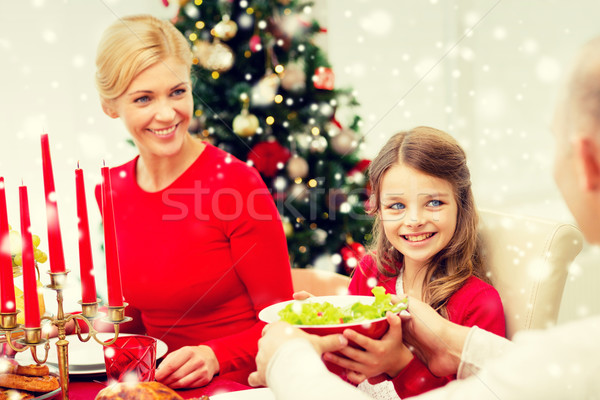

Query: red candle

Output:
[0, 178, 16, 313]
[19, 184, 40, 328]
[101, 165, 123, 307]
[76, 166, 97, 304]
[40, 134, 66, 273]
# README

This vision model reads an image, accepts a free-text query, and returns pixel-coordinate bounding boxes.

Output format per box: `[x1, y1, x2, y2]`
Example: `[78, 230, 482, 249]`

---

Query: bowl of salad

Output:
[258, 286, 407, 340]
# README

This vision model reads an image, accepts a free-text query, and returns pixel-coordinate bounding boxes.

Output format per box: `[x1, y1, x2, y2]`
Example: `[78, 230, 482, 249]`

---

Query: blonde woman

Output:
[94, 15, 293, 388]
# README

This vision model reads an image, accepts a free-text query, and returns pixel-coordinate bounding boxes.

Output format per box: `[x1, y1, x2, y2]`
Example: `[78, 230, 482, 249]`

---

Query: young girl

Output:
[325, 126, 505, 398]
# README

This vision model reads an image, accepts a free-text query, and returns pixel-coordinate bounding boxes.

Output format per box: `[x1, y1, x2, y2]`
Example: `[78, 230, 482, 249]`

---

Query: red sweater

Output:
[95, 143, 293, 383]
[348, 255, 505, 398]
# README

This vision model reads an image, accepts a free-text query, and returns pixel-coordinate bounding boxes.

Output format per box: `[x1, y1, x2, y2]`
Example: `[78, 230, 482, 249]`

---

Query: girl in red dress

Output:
[325, 126, 506, 398]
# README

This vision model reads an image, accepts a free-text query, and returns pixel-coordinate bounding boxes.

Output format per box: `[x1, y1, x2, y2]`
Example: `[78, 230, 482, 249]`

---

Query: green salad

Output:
[278, 286, 407, 325]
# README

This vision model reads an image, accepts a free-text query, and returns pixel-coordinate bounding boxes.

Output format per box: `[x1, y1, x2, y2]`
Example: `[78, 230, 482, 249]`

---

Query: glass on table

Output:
[103, 335, 157, 384]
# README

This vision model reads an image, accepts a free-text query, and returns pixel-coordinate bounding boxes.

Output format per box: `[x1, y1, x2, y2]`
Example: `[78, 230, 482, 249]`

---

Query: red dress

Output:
[349, 255, 506, 398]
[95, 143, 293, 383]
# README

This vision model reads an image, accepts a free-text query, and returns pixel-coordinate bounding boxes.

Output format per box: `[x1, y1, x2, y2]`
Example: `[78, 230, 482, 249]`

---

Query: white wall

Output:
[319, 0, 600, 323]
[0, 0, 597, 322]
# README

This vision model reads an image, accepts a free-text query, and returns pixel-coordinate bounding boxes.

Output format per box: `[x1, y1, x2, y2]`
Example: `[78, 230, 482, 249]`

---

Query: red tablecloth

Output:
[66, 375, 252, 399]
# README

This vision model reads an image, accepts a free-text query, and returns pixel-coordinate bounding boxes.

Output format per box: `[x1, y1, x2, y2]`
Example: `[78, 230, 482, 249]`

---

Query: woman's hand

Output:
[155, 345, 219, 389]
[323, 311, 413, 385]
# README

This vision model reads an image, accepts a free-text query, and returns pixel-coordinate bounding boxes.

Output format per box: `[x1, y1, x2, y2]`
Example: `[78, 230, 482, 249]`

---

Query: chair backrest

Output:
[478, 209, 583, 339]
[290, 267, 350, 297]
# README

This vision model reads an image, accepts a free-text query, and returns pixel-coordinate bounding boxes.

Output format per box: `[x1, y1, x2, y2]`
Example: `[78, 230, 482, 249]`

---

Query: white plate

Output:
[258, 295, 389, 328]
[211, 388, 275, 400]
[16, 333, 168, 375]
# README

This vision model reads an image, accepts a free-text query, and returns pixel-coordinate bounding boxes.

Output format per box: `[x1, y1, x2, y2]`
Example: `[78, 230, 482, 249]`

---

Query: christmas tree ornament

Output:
[232, 109, 259, 137]
[340, 242, 366, 273]
[320, 102, 335, 117]
[282, 220, 294, 237]
[280, 62, 306, 92]
[330, 128, 357, 154]
[266, 16, 292, 51]
[312, 229, 328, 246]
[287, 182, 309, 202]
[286, 155, 309, 179]
[194, 39, 235, 72]
[294, 132, 312, 150]
[313, 66, 335, 90]
[249, 34, 262, 52]
[247, 139, 291, 177]
[212, 15, 238, 41]
[183, 2, 200, 19]
[325, 121, 342, 138]
[251, 72, 280, 107]
[310, 135, 328, 153]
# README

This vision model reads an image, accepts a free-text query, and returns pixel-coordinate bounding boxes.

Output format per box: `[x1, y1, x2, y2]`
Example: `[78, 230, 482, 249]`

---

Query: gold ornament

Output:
[233, 109, 260, 137]
[282, 220, 294, 237]
[251, 72, 281, 107]
[194, 39, 235, 72]
[281, 62, 306, 92]
[330, 128, 357, 154]
[286, 155, 309, 179]
[310, 135, 328, 153]
[212, 15, 238, 41]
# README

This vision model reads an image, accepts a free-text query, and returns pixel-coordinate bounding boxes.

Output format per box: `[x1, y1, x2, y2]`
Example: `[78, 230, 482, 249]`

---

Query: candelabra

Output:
[0, 270, 131, 400]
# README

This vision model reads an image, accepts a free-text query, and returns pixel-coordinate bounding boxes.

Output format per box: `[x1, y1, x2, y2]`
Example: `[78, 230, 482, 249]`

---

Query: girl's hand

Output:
[155, 345, 219, 388]
[292, 291, 314, 300]
[323, 311, 414, 384]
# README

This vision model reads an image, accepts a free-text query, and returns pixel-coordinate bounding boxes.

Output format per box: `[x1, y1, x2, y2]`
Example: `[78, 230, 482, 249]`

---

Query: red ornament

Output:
[340, 242, 366, 273]
[249, 35, 262, 52]
[313, 67, 335, 90]
[248, 140, 291, 178]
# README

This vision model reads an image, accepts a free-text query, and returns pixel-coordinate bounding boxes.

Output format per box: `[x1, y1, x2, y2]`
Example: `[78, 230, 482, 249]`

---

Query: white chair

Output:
[479, 209, 583, 339]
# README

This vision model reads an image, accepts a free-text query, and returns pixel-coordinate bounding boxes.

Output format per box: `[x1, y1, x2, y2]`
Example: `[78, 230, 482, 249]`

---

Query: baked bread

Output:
[0, 389, 35, 400]
[95, 381, 184, 400]
[0, 373, 59, 393]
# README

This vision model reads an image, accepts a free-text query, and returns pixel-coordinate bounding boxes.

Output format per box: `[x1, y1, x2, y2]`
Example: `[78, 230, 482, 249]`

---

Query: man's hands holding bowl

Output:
[248, 321, 349, 387]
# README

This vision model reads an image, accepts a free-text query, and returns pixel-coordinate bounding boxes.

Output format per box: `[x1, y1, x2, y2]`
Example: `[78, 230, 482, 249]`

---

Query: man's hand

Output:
[400, 297, 470, 377]
[248, 321, 348, 387]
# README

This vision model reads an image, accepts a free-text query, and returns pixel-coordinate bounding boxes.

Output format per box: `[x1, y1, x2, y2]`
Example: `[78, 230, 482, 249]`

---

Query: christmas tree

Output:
[172, 0, 372, 273]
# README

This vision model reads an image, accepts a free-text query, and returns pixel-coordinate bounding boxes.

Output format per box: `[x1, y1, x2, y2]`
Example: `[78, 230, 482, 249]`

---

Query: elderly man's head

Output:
[553, 36, 600, 244]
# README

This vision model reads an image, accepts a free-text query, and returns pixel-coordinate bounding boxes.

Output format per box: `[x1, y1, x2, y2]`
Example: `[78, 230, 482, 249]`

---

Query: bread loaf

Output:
[0, 373, 59, 393]
[95, 381, 185, 400]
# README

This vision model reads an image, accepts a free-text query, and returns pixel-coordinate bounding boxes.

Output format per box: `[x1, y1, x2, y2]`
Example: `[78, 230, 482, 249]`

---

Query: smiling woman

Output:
[91, 14, 293, 390]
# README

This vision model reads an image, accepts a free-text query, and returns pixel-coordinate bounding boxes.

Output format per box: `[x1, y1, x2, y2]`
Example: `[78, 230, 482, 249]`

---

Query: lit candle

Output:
[40, 134, 66, 273]
[76, 165, 97, 304]
[19, 184, 40, 328]
[0, 178, 16, 313]
[101, 164, 123, 307]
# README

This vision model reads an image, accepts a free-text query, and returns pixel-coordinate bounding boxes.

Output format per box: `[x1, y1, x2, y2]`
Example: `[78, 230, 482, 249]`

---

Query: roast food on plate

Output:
[0, 358, 60, 398]
[95, 381, 203, 400]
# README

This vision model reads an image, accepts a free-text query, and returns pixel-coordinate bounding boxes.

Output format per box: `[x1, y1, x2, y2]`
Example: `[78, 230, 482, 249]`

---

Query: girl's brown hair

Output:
[367, 126, 487, 317]
[95, 14, 193, 101]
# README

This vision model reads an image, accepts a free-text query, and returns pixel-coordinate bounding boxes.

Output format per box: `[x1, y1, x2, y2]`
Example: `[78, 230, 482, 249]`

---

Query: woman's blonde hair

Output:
[95, 14, 193, 101]
[367, 126, 487, 317]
